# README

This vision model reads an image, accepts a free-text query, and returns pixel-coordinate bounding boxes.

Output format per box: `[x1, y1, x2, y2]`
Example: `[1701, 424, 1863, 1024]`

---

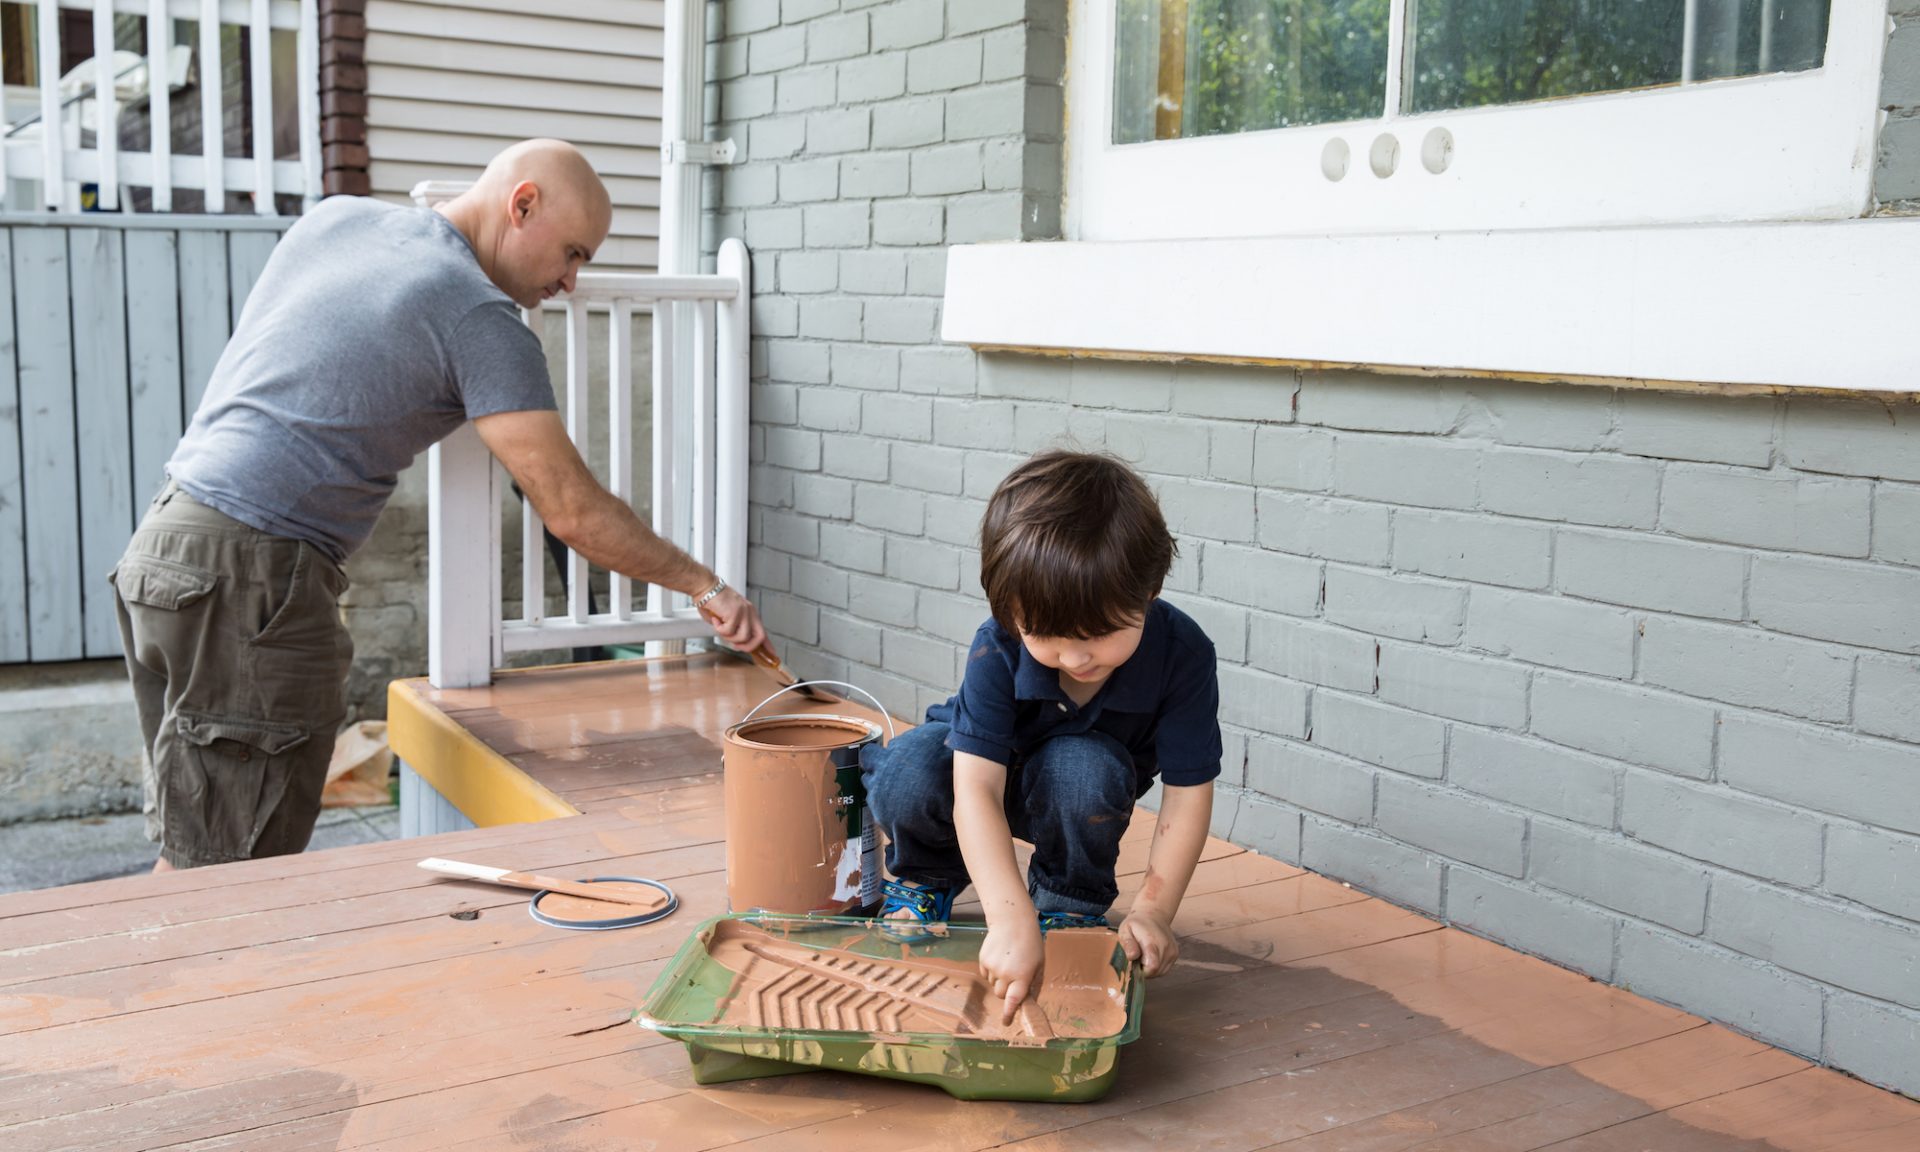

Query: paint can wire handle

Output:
[741, 681, 898, 743]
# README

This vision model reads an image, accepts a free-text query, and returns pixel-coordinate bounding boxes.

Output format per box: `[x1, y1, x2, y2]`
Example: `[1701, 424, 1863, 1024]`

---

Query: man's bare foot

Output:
[151, 856, 176, 874]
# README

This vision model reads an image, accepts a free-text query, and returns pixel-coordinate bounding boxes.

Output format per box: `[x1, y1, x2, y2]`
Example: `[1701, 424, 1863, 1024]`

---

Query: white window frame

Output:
[1068, 0, 1893, 240]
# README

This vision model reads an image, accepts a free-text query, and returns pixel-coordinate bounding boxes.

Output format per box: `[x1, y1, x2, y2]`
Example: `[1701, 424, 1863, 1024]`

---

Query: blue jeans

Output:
[860, 714, 1139, 918]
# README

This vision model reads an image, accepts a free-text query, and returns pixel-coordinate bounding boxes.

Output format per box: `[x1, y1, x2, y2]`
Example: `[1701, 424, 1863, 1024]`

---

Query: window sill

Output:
[941, 219, 1920, 395]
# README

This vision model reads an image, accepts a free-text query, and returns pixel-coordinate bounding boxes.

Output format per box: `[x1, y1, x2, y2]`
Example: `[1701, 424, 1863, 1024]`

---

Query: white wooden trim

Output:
[148, 0, 174, 211]
[297, 0, 320, 206]
[92, 0, 119, 211]
[249, 0, 275, 215]
[199, 0, 226, 212]
[38, 0, 63, 210]
[607, 301, 633, 620]
[713, 237, 749, 591]
[3, 149, 311, 195]
[427, 423, 497, 689]
[942, 220, 1920, 393]
[53, 0, 302, 26]
[564, 300, 590, 624]
[0, 212, 294, 230]
[1067, 0, 1890, 241]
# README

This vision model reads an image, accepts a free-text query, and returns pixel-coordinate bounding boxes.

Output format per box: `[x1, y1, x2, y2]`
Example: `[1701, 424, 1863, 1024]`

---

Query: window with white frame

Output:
[1069, 0, 1889, 239]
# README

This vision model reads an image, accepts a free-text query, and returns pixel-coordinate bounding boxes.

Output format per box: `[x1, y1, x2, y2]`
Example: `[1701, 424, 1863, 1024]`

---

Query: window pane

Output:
[1409, 0, 1830, 113]
[1114, 0, 1391, 144]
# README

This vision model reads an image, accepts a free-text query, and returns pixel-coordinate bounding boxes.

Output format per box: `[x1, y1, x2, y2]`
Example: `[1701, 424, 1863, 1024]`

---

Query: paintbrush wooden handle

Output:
[417, 858, 666, 910]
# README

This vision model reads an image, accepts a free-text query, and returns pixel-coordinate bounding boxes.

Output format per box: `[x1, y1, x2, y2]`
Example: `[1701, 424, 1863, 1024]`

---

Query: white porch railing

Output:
[2, 0, 320, 214]
[425, 237, 752, 690]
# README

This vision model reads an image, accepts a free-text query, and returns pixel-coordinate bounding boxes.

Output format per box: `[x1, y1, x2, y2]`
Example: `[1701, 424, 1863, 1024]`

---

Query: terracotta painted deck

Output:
[2, 655, 1916, 1150]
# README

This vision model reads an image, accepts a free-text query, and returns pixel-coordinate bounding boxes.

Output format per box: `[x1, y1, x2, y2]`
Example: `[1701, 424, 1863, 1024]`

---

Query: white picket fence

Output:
[424, 237, 753, 690]
[2, 0, 320, 214]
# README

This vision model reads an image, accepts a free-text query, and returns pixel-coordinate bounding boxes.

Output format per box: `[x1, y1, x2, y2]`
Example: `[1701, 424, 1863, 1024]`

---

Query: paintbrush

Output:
[417, 858, 668, 910]
[698, 604, 836, 702]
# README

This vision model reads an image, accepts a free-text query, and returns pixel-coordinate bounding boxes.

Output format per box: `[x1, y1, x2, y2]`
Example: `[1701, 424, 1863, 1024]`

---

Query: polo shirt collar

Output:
[1008, 601, 1167, 713]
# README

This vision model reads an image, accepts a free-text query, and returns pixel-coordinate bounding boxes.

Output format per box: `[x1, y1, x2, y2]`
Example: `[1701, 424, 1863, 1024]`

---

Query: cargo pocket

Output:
[170, 711, 310, 862]
[110, 554, 217, 611]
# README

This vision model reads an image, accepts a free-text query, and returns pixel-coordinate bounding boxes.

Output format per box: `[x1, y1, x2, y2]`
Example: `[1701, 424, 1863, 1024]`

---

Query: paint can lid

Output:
[528, 877, 679, 931]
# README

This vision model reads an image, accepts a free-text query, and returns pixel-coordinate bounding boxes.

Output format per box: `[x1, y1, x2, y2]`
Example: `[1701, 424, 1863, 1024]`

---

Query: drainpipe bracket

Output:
[662, 139, 738, 166]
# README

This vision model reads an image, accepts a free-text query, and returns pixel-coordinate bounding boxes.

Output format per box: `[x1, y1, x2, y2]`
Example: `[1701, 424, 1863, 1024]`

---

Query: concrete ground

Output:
[0, 804, 401, 896]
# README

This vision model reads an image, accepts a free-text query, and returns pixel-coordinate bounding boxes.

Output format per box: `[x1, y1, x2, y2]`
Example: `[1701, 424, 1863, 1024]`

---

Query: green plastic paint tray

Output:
[635, 913, 1145, 1102]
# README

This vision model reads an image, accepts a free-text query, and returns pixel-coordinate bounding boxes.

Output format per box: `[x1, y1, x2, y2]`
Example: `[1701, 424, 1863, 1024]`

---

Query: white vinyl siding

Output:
[363, 0, 663, 270]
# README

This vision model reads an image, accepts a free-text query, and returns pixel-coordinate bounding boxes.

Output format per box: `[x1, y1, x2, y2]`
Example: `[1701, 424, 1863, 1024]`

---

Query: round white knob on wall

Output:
[1321, 137, 1350, 182]
[1369, 133, 1399, 178]
[1422, 127, 1454, 174]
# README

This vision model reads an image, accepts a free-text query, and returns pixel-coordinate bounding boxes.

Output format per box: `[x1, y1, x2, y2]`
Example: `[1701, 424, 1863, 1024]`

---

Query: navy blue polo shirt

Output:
[937, 599, 1223, 791]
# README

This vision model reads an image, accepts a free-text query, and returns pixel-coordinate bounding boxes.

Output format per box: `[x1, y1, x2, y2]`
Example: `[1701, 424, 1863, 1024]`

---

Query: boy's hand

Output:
[978, 918, 1046, 1024]
[1118, 908, 1180, 977]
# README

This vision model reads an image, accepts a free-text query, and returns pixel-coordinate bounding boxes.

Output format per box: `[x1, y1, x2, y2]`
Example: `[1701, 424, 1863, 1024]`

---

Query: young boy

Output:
[861, 450, 1221, 1023]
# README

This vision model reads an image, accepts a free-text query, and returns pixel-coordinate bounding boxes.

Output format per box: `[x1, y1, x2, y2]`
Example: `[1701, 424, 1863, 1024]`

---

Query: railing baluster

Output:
[297, 0, 318, 205]
[649, 300, 675, 623]
[92, 0, 118, 210]
[37, 0, 63, 209]
[249, 0, 273, 213]
[564, 300, 590, 624]
[693, 298, 715, 569]
[199, 0, 225, 211]
[608, 300, 633, 620]
[521, 307, 545, 625]
[0, 10, 8, 193]
[715, 239, 751, 592]
[148, 0, 173, 210]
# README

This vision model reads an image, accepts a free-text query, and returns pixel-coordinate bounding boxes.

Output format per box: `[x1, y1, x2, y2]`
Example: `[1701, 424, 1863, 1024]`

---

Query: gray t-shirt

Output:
[168, 197, 553, 563]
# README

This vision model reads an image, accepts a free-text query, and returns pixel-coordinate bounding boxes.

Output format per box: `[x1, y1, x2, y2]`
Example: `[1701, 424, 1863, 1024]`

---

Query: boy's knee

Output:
[862, 723, 954, 822]
[1024, 733, 1136, 813]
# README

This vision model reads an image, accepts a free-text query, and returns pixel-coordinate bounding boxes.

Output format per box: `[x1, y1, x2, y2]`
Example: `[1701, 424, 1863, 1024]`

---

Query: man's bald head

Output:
[441, 139, 613, 308]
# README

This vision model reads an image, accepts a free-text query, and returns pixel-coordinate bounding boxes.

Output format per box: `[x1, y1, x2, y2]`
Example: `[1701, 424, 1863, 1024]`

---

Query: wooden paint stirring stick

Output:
[418, 858, 668, 910]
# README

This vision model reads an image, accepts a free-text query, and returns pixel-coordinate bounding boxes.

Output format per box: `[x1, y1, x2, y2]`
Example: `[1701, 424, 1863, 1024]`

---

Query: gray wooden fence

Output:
[0, 214, 289, 665]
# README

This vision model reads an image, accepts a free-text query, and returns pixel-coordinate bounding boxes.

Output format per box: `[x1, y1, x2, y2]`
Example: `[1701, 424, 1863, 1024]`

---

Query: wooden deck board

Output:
[3, 656, 1915, 1150]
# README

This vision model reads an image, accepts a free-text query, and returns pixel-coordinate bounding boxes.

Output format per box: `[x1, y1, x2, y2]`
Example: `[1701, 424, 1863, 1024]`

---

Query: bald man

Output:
[111, 139, 766, 872]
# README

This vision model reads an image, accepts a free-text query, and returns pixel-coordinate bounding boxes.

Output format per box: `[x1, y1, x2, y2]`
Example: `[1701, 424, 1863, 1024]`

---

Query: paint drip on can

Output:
[721, 712, 884, 915]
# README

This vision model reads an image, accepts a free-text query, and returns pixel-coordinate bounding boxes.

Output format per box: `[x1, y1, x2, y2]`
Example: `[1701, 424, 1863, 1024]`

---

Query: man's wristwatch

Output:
[693, 579, 728, 610]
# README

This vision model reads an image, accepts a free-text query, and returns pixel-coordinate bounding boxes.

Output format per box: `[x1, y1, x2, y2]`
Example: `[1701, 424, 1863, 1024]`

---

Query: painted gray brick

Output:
[1333, 434, 1479, 511]
[1639, 616, 1852, 722]
[778, 157, 838, 202]
[1069, 360, 1173, 412]
[1784, 397, 1920, 483]
[1621, 771, 1823, 885]
[922, 494, 985, 546]
[783, 0, 837, 20]
[752, 382, 800, 425]
[872, 98, 945, 149]
[1162, 594, 1248, 663]
[1610, 392, 1777, 468]
[1554, 529, 1746, 620]
[1301, 817, 1444, 914]
[870, 0, 944, 50]
[982, 138, 1025, 189]
[723, 75, 776, 119]
[799, 297, 863, 341]
[804, 201, 869, 247]
[1297, 374, 1465, 434]
[1390, 506, 1551, 591]
[1661, 464, 1872, 558]
[1825, 994, 1920, 1098]
[1465, 587, 1635, 678]
[780, 250, 838, 293]
[1376, 776, 1526, 877]
[762, 510, 821, 559]
[750, 115, 808, 160]
[864, 297, 940, 344]
[1246, 736, 1375, 823]
[962, 450, 1023, 500]
[1481, 448, 1659, 529]
[768, 338, 830, 384]
[1218, 664, 1309, 738]
[750, 463, 794, 508]
[837, 53, 907, 104]
[1324, 567, 1467, 645]
[1248, 616, 1375, 694]
[1874, 481, 1920, 566]
[723, 163, 777, 206]
[945, 192, 1024, 243]
[1252, 426, 1334, 492]
[872, 199, 944, 245]
[1104, 413, 1211, 479]
[821, 610, 883, 664]
[839, 249, 907, 294]
[1171, 362, 1296, 421]
[821, 522, 886, 573]
[749, 25, 806, 73]
[745, 206, 805, 249]
[1158, 481, 1257, 543]
[1531, 820, 1709, 933]
[1010, 404, 1066, 453]
[910, 142, 985, 195]
[1257, 493, 1391, 565]
[1720, 712, 1920, 836]
[1199, 542, 1321, 616]
[775, 65, 837, 112]
[1312, 691, 1447, 779]
[1378, 643, 1529, 729]
[1219, 725, 1252, 788]
[890, 441, 965, 493]
[887, 537, 962, 589]
[792, 473, 854, 519]
[916, 589, 983, 644]
[715, 35, 749, 79]
[791, 559, 850, 609]
[1751, 554, 1920, 654]
[1449, 727, 1618, 828]
[1710, 875, 1920, 1005]
[884, 629, 959, 685]
[1531, 672, 1714, 777]
[854, 482, 925, 535]
[1446, 379, 1612, 452]
[907, 38, 983, 92]
[947, 81, 1027, 140]
[1826, 824, 1920, 923]
[900, 346, 977, 395]
[1210, 424, 1255, 484]
[906, 249, 947, 295]
[798, 384, 862, 431]
[1447, 868, 1617, 977]
[760, 590, 820, 644]
[807, 12, 869, 61]
[1616, 925, 1824, 1055]
[748, 548, 792, 593]
[861, 392, 933, 441]
[1856, 656, 1920, 743]
[821, 432, 889, 480]
[1231, 795, 1304, 863]
[947, 0, 1024, 34]
[764, 426, 822, 471]
[931, 399, 1012, 448]
[832, 342, 899, 390]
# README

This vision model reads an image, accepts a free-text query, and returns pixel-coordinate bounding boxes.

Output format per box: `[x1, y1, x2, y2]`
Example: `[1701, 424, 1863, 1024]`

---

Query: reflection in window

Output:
[1114, 0, 1390, 143]
[1411, 0, 1829, 112]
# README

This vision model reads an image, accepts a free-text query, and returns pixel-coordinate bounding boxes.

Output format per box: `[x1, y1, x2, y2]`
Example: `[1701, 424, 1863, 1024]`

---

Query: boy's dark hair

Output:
[979, 450, 1177, 639]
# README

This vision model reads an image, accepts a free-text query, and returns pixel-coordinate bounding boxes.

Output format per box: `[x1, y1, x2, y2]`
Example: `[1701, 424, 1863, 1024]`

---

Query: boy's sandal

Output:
[879, 878, 956, 939]
[1037, 910, 1111, 931]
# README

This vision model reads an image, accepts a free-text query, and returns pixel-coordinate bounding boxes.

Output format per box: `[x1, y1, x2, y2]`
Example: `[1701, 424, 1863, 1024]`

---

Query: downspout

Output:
[658, 0, 708, 276]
